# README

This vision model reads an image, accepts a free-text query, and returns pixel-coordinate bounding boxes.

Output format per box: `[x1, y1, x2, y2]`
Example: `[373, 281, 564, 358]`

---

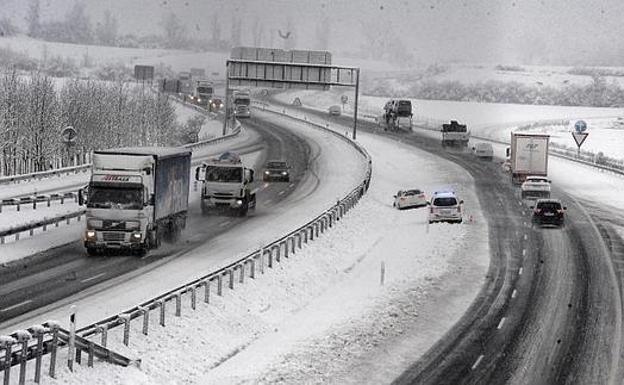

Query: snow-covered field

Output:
[15, 111, 488, 385]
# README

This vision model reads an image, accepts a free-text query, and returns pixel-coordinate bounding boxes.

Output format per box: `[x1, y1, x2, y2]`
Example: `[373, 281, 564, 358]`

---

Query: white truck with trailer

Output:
[80, 147, 191, 256]
[507, 132, 550, 185]
[195, 151, 257, 216]
[441, 120, 470, 147]
[190, 80, 214, 107]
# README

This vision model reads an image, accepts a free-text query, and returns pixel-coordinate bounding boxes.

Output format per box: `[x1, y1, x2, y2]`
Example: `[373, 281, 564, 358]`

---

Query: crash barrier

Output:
[0, 209, 86, 244]
[0, 191, 78, 213]
[0, 102, 372, 383]
[182, 119, 242, 150]
[0, 164, 91, 187]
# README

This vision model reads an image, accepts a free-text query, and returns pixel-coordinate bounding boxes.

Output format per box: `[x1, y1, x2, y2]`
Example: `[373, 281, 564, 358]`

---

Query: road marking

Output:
[497, 317, 506, 330]
[518, 267, 523, 275]
[278, 190, 285, 196]
[219, 221, 231, 228]
[0, 300, 33, 313]
[471, 355, 484, 370]
[524, 234, 528, 240]
[263, 183, 270, 189]
[523, 221, 527, 226]
[522, 249, 527, 257]
[80, 272, 106, 283]
[265, 199, 272, 205]
[289, 183, 295, 188]
[511, 289, 517, 299]
[522, 210, 525, 216]
[518, 201, 522, 206]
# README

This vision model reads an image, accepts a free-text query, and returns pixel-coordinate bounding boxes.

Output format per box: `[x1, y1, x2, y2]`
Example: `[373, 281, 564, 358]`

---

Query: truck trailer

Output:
[232, 90, 251, 118]
[80, 147, 191, 256]
[441, 120, 470, 147]
[507, 132, 550, 185]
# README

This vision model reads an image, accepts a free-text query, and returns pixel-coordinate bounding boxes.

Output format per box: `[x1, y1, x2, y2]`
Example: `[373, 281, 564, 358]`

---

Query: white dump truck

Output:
[195, 151, 257, 216]
[507, 132, 550, 185]
[232, 89, 251, 118]
[80, 147, 191, 256]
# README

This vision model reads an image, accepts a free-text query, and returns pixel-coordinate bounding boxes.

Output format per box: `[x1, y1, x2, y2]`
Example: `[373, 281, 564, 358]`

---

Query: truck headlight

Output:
[265, 171, 270, 174]
[131, 232, 142, 242]
[86, 230, 96, 239]
[281, 171, 288, 175]
[236, 199, 243, 205]
[198, 98, 202, 103]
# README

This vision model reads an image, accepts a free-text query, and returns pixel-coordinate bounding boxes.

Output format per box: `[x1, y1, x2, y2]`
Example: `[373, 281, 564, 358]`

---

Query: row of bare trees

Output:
[0, 70, 177, 176]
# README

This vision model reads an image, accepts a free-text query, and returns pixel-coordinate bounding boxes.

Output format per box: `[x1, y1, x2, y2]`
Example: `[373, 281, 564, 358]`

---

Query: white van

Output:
[472, 142, 494, 160]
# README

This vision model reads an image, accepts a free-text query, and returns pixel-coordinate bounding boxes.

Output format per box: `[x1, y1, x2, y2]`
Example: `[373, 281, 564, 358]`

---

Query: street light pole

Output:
[223, 61, 231, 136]
[353, 68, 360, 140]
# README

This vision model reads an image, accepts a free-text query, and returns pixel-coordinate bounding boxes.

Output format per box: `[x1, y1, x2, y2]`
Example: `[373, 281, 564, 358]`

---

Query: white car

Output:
[521, 176, 551, 199]
[428, 191, 463, 223]
[328, 105, 342, 116]
[393, 189, 427, 209]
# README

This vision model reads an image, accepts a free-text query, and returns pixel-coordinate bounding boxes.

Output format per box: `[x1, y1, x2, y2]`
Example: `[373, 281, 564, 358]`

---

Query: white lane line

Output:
[511, 289, 517, 299]
[80, 272, 106, 283]
[524, 234, 528, 241]
[518, 201, 522, 206]
[522, 210, 526, 215]
[289, 183, 295, 188]
[278, 190, 285, 196]
[471, 354, 484, 370]
[219, 221, 231, 228]
[265, 199, 273, 205]
[518, 267, 523, 275]
[522, 249, 527, 256]
[1, 300, 33, 313]
[497, 317, 506, 330]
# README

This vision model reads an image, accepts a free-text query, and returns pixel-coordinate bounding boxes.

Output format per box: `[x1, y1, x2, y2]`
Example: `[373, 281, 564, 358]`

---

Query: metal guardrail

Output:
[0, 209, 85, 244]
[0, 191, 78, 213]
[0, 101, 372, 383]
[0, 165, 91, 187]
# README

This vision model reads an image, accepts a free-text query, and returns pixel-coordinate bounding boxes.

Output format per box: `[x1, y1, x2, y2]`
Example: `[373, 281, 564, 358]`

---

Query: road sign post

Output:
[572, 120, 589, 158]
[61, 126, 77, 167]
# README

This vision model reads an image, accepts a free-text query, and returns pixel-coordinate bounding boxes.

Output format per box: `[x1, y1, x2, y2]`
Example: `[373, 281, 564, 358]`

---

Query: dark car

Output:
[209, 98, 224, 112]
[531, 199, 566, 227]
[263, 160, 290, 182]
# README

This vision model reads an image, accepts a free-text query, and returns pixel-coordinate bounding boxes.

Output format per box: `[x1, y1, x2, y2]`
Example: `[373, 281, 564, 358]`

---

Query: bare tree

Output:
[25, 0, 40, 38]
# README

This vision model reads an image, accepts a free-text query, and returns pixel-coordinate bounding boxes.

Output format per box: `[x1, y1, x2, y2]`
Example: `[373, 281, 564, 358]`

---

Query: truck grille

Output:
[213, 192, 234, 198]
[103, 232, 126, 242]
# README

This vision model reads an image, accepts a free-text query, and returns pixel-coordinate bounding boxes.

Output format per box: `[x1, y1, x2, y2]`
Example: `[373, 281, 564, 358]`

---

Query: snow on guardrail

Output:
[0, 101, 372, 382]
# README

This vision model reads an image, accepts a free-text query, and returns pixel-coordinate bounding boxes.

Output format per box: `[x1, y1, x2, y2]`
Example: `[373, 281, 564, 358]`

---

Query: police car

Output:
[428, 190, 463, 224]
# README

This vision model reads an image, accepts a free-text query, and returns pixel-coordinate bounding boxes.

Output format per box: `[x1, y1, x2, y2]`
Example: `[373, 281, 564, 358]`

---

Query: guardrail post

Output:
[175, 293, 182, 316]
[274, 244, 281, 263]
[190, 287, 197, 310]
[303, 228, 308, 244]
[283, 241, 289, 259]
[309, 226, 314, 241]
[66, 217, 71, 225]
[15, 232, 19, 241]
[60, 196, 64, 205]
[217, 275, 223, 296]
[16, 330, 31, 385]
[0, 203, 2, 213]
[16, 203, 20, 212]
[290, 237, 296, 255]
[119, 314, 131, 346]
[32, 199, 36, 210]
[259, 251, 265, 274]
[139, 307, 149, 335]
[96, 324, 108, 347]
[47, 198, 51, 207]
[250, 257, 256, 279]
[239, 264, 245, 284]
[87, 341, 94, 368]
[0, 336, 15, 385]
[228, 269, 234, 290]
[47, 322, 60, 378]
[31, 325, 47, 384]
[158, 300, 166, 327]
[267, 249, 273, 268]
[203, 280, 210, 304]
[29, 228, 34, 237]
[55, 220, 59, 228]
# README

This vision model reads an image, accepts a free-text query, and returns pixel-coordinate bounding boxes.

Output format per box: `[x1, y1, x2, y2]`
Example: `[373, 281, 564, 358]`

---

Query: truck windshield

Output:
[205, 166, 242, 183]
[197, 87, 213, 94]
[88, 187, 143, 210]
[234, 99, 250, 106]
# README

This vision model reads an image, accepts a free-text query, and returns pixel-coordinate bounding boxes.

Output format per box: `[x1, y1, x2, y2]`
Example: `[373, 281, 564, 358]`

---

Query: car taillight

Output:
[534, 208, 542, 214]
[557, 209, 564, 214]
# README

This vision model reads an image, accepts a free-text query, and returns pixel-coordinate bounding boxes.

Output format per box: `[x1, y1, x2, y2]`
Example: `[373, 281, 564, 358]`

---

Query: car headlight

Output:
[265, 171, 270, 174]
[86, 230, 96, 239]
[198, 98, 202, 103]
[236, 199, 243, 205]
[281, 171, 288, 175]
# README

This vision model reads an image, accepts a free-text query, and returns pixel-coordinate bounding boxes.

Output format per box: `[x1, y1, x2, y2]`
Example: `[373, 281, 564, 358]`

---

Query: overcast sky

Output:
[4, 0, 623, 65]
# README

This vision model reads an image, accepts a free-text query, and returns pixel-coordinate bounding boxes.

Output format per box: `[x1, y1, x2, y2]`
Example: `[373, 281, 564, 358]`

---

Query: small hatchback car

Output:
[263, 160, 291, 182]
[428, 191, 463, 224]
[393, 189, 427, 209]
[531, 198, 566, 227]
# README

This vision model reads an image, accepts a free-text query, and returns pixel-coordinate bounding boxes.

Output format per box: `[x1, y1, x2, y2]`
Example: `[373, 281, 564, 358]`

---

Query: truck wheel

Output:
[86, 247, 98, 257]
[135, 248, 147, 257]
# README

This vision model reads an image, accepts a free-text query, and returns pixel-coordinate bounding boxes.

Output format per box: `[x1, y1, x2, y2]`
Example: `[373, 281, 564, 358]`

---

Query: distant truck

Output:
[80, 147, 191, 256]
[195, 151, 257, 216]
[382, 99, 412, 131]
[507, 132, 550, 185]
[441, 120, 470, 147]
[178, 72, 192, 95]
[189, 80, 214, 107]
[232, 90, 251, 118]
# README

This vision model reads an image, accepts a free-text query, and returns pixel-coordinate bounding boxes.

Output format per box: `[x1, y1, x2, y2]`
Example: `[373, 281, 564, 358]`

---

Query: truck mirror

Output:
[149, 194, 155, 206]
[248, 169, 255, 183]
[505, 147, 511, 158]
[78, 188, 84, 206]
[195, 166, 205, 181]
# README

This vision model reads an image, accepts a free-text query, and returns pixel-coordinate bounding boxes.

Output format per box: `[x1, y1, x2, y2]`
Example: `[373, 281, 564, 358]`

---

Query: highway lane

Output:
[0, 116, 312, 324]
[280, 101, 621, 384]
